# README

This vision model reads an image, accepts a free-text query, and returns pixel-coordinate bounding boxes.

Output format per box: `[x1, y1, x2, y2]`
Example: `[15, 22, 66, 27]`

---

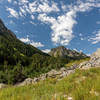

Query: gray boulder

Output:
[0, 83, 7, 89]
[16, 78, 34, 86]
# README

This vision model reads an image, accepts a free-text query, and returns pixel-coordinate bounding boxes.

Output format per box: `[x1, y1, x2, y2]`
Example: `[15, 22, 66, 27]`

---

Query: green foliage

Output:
[0, 32, 66, 84]
[1, 67, 100, 100]
[65, 58, 90, 67]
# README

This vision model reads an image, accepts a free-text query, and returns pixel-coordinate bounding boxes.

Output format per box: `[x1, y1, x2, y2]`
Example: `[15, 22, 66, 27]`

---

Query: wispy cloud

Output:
[96, 21, 100, 24]
[8, 0, 12, 3]
[19, 7, 26, 16]
[30, 41, 44, 48]
[31, 15, 35, 20]
[19, 37, 44, 47]
[19, 0, 29, 4]
[91, 30, 100, 44]
[6, 7, 19, 18]
[20, 37, 30, 43]
[42, 49, 50, 53]
[28, 0, 59, 14]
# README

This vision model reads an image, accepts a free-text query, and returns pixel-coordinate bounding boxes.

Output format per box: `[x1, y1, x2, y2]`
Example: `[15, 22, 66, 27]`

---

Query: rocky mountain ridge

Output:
[49, 46, 87, 59]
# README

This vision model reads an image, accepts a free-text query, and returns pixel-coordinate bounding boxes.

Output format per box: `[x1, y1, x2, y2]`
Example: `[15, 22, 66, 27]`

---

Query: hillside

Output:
[0, 19, 65, 84]
[0, 49, 100, 100]
[0, 67, 100, 100]
[49, 46, 87, 59]
[0, 18, 48, 65]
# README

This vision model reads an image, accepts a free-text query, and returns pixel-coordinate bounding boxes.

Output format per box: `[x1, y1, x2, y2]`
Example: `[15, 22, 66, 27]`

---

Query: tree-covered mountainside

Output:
[0, 19, 48, 65]
[0, 19, 66, 84]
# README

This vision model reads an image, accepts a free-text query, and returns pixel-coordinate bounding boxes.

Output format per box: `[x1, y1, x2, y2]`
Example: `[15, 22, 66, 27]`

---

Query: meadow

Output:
[0, 67, 100, 100]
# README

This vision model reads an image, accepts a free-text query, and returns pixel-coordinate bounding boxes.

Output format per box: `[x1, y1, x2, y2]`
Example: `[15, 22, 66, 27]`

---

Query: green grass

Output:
[65, 58, 90, 67]
[0, 67, 100, 100]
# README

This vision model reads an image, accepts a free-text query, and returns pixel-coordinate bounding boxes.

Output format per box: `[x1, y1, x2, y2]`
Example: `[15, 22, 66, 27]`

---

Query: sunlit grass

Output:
[0, 67, 100, 100]
[65, 58, 90, 67]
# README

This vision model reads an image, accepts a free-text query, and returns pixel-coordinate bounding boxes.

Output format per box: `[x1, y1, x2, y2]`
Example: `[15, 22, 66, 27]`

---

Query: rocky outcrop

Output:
[49, 46, 87, 59]
[79, 48, 100, 69]
[15, 78, 34, 86]
[0, 83, 8, 89]
[16, 66, 77, 86]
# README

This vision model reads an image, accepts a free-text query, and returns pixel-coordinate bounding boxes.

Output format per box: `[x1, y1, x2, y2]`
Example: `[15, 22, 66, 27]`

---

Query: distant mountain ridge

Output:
[49, 46, 87, 59]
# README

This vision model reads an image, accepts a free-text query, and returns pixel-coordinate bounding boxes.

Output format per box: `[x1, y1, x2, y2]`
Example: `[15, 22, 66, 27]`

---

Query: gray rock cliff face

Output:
[49, 46, 87, 59]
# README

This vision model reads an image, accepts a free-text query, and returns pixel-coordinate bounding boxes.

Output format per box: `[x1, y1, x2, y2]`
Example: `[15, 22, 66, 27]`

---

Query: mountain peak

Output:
[0, 18, 16, 38]
[49, 46, 87, 59]
[0, 19, 7, 33]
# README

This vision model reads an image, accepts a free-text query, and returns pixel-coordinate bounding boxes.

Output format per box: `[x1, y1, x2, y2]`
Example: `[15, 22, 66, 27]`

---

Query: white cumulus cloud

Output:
[38, 0, 100, 45]
[38, 10, 76, 45]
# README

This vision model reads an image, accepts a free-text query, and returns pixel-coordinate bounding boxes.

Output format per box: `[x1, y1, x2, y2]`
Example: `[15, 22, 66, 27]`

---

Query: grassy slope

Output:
[65, 58, 90, 67]
[0, 67, 100, 100]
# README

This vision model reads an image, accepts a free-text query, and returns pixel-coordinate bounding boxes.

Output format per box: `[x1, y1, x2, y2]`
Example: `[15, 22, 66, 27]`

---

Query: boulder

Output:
[47, 69, 61, 78]
[33, 77, 40, 82]
[16, 78, 34, 86]
[60, 67, 67, 72]
[0, 83, 7, 89]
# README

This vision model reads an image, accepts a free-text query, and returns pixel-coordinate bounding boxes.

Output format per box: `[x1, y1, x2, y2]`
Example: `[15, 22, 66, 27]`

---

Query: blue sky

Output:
[0, 0, 100, 55]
